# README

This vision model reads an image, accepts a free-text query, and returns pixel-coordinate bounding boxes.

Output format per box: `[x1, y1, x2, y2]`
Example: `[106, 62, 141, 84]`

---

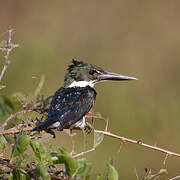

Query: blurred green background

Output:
[1, 0, 180, 179]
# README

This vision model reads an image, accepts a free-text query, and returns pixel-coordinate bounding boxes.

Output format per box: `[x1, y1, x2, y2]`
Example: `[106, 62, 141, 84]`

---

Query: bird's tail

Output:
[32, 124, 44, 131]
[32, 118, 54, 131]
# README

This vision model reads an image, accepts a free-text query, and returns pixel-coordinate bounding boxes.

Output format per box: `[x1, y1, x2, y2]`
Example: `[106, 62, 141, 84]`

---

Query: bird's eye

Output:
[89, 69, 97, 75]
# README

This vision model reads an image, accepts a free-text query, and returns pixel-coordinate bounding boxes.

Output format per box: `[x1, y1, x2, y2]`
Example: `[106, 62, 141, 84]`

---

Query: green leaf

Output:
[9, 168, 31, 180]
[0, 104, 5, 124]
[96, 175, 103, 180]
[84, 167, 92, 180]
[2, 95, 15, 111]
[36, 163, 50, 180]
[59, 147, 78, 176]
[0, 103, 5, 114]
[76, 158, 89, 176]
[12, 132, 30, 158]
[49, 151, 64, 165]
[13, 92, 27, 104]
[11, 169, 20, 180]
[0, 134, 7, 151]
[0, 40, 8, 47]
[1, 95, 23, 129]
[30, 140, 49, 162]
[94, 131, 104, 149]
[2, 95, 22, 113]
[8, 172, 13, 180]
[107, 163, 119, 180]
[85, 175, 91, 180]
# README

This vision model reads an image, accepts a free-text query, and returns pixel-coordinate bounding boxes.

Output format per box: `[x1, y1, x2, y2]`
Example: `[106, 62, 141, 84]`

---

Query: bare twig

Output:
[0, 109, 33, 130]
[104, 118, 109, 132]
[169, 175, 180, 180]
[70, 136, 75, 156]
[0, 125, 33, 135]
[94, 130, 180, 158]
[72, 148, 95, 158]
[0, 28, 14, 83]
[134, 168, 140, 180]
[0, 159, 66, 180]
[163, 153, 169, 165]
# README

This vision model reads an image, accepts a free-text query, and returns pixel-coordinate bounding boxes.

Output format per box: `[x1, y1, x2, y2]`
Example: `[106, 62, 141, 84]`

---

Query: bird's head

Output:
[64, 59, 137, 88]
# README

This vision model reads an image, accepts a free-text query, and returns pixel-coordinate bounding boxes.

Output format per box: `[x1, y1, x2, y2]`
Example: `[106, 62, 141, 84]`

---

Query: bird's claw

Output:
[84, 125, 92, 134]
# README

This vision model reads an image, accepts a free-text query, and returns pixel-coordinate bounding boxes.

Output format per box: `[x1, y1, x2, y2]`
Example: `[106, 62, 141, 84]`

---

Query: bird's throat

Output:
[68, 80, 95, 88]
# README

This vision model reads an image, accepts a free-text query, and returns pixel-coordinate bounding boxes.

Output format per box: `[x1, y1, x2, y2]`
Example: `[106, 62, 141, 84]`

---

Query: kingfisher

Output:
[33, 59, 137, 133]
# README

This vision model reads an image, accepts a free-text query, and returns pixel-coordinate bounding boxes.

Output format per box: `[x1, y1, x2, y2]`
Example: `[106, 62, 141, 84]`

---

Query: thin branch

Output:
[169, 175, 180, 180]
[0, 159, 66, 180]
[0, 109, 33, 131]
[104, 118, 109, 132]
[163, 153, 169, 165]
[0, 120, 82, 136]
[0, 28, 13, 83]
[134, 168, 140, 180]
[0, 107, 49, 131]
[0, 125, 33, 135]
[94, 130, 180, 158]
[1, 114, 180, 160]
[72, 148, 95, 158]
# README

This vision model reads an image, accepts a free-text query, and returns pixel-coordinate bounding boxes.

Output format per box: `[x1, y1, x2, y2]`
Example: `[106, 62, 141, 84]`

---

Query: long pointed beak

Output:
[97, 71, 138, 81]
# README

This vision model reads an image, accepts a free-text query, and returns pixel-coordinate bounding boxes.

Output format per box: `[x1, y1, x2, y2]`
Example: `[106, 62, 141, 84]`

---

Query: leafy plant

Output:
[0, 28, 171, 180]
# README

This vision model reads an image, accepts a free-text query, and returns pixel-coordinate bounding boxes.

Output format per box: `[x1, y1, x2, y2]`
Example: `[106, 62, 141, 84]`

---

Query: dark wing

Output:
[33, 86, 96, 131]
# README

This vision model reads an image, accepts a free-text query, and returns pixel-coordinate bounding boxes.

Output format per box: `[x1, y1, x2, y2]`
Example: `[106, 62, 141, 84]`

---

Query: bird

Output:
[33, 59, 137, 133]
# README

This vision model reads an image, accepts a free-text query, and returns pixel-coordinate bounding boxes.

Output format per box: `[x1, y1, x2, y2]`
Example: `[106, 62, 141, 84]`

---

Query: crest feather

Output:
[72, 59, 81, 65]
[67, 59, 87, 71]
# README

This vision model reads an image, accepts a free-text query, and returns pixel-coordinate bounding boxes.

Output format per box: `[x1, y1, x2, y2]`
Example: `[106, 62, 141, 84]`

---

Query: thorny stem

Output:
[0, 124, 33, 135]
[169, 175, 180, 180]
[1, 110, 180, 160]
[72, 148, 95, 158]
[0, 109, 33, 130]
[94, 130, 180, 158]
[0, 28, 14, 83]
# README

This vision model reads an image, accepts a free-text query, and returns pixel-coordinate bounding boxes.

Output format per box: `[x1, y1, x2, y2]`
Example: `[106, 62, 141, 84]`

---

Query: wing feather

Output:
[33, 86, 96, 131]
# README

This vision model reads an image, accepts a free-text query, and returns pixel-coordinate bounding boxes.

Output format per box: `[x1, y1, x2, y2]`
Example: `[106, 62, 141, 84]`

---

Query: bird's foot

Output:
[84, 125, 92, 134]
